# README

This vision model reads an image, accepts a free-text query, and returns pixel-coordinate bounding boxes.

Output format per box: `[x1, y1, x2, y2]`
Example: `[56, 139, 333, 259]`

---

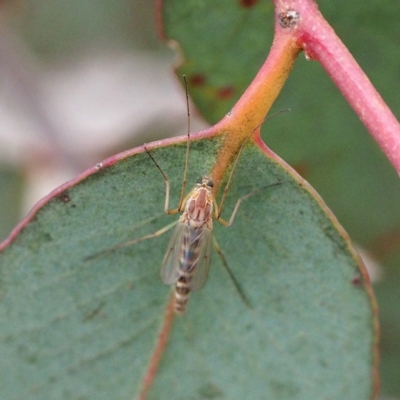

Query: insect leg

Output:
[213, 236, 252, 308]
[144, 147, 174, 214]
[85, 220, 178, 262]
[216, 182, 282, 228]
[143, 76, 192, 214]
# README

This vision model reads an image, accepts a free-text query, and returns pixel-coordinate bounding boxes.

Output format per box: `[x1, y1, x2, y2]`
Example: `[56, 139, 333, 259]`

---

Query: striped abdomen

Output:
[161, 181, 214, 315]
[174, 276, 191, 314]
[173, 226, 204, 314]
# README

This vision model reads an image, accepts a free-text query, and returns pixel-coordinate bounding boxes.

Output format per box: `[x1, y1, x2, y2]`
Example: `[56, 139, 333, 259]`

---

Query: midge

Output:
[91, 80, 283, 314]
[145, 125, 280, 314]
[140, 108, 281, 313]
[160, 174, 216, 314]
[146, 152, 258, 314]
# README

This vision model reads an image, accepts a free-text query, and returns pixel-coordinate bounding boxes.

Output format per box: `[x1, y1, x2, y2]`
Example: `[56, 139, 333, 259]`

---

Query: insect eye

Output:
[208, 180, 214, 187]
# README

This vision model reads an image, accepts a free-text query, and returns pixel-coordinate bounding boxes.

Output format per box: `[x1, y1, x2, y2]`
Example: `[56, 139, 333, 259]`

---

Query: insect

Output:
[143, 105, 282, 314]
[144, 148, 255, 314]
[89, 80, 283, 314]
[145, 135, 280, 313]
[159, 175, 215, 314]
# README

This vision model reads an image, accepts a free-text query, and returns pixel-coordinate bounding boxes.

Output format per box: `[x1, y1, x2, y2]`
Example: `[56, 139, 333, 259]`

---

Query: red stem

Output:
[137, 294, 175, 400]
[274, 0, 400, 175]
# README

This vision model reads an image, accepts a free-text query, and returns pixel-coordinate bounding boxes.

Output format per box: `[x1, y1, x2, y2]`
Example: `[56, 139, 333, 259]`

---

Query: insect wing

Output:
[188, 226, 213, 292]
[160, 221, 185, 285]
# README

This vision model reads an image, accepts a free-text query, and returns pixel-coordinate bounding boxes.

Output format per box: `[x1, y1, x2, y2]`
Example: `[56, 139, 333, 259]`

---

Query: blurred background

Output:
[0, 0, 208, 241]
[0, 1, 398, 399]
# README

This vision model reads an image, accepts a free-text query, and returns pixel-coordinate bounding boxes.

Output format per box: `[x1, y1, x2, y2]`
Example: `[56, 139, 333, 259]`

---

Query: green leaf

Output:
[161, 2, 400, 395]
[162, 0, 274, 123]
[160, 0, 400, 272]
[0, 137, 376, 399]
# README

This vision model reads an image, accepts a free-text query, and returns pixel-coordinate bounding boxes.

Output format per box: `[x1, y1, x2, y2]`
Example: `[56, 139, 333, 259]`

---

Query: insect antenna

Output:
[177, 74, 191, 212]
[143, 75, 194, 214]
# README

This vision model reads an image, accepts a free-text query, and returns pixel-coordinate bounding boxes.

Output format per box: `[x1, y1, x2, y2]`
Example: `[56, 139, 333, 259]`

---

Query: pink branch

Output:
[137, 294, 176, 400]
[274, 0, 400, 175]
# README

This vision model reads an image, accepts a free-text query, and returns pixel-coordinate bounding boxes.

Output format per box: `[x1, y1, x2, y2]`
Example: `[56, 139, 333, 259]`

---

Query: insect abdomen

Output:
[174, 276, 191, 314]
[174, 227, 202, 314]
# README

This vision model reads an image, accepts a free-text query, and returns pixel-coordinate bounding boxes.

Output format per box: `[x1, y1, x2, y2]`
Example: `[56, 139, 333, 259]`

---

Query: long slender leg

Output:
[213, 236, 252, 308]
[144, 147, 173, 214]
[216, 182, 282, 227]
[144, 76, 191, 214]
[86, 220, 178, 262]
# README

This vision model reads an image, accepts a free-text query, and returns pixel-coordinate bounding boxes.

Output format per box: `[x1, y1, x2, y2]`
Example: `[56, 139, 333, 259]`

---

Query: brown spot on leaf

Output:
[189, 74, 206, 87]
[351, 276, 362, 287]
[59, 192, 71, 203]
[239, 0, 258, 7]
[216, 86, 235, 100]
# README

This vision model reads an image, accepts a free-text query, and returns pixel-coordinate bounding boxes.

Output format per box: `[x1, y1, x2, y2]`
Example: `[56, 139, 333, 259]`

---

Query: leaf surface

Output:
[0, 136, 376, 399]
[160, 0, 400, 265]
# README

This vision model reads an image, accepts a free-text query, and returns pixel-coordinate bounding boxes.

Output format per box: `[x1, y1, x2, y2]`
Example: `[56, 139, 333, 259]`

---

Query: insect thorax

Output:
[182, 185, 213, 229]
